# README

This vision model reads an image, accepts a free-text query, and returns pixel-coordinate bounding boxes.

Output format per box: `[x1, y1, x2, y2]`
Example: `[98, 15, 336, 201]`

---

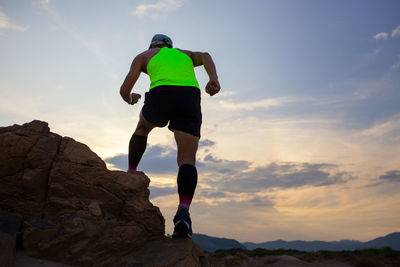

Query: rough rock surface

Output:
[115, 236, 209, 267]
[14, 251, 75, 267]
[208, 254, 353, 267]
[0, 121, 208, 266]
[0, 211, 23, 267]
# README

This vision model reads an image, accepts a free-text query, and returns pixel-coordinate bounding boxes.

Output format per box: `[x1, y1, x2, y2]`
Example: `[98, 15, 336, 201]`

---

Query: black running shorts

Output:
[141, 85, 202, 138]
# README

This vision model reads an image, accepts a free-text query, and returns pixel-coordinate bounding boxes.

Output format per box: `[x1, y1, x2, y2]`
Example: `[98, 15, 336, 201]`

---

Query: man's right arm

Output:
[191, 51, 221, 96]
[120, 53, 145, 104]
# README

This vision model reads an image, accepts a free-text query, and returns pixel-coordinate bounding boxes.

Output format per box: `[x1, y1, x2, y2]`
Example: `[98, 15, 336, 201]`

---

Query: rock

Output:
[15, 251, 75, 267]
[0, 233, 16, 267]
[0, 211, 23, 267]
[0, 121, 167, 266]
[208, 254, 354, 267]
[0, 121, 61, 218]
[116, 236, 209, 267]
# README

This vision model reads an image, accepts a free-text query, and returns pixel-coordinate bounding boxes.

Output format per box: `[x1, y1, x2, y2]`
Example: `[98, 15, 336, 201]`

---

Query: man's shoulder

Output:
[136, 49, 160, 63]
[139, 49, 157, 57]
[176, 48, 194, 59]
[177, 48, 192, 54]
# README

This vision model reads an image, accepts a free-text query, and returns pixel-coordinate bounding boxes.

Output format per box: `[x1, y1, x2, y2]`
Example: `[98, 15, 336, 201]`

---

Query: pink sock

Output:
[179, 194, 193, 210]
[128, 162, 138, 172]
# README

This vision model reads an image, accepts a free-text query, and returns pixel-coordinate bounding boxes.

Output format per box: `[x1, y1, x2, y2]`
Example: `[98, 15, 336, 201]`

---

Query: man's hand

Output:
[129, 93, 141, 105]
[205, 79, 221, 96]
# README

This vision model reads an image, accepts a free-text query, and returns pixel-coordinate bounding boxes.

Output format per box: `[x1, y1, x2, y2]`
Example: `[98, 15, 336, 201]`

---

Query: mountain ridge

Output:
[191, 232, 400, 252]
[242, 232, 400, 251]
[192, 233, 246, 252]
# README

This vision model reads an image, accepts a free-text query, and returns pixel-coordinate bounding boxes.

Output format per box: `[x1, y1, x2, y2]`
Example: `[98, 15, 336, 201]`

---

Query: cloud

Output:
[105, 144, 180, 174]
[106, 140, 244, 176]
[106, 146, 354, 195]
[0, 11, 28, 35]
[246, 195, 275, 207]
[373, 32, 388, 40]
[359, 114, 400, 139]
[379, 170, 400, 182]
[392, 25, 400, 38]
[199, 154, 251, 175]
[105, 154, 128, 171]
[215, 162, 355, 193]
[373, 25, 400, 40]
[149, 185, 176, 199]
[131, 0, 184, 18]
[198, 189, 227, 199]
[217, 97, 302, 111]
[199, 139, 215, 148]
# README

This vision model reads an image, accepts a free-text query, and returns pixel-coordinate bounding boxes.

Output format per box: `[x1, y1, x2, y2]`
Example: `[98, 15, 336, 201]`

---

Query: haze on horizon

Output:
[1, 0, 399, 243]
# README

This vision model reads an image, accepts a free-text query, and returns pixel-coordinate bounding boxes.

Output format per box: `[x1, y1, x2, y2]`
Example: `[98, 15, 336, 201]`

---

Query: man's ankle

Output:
[176, 206, 189, 214]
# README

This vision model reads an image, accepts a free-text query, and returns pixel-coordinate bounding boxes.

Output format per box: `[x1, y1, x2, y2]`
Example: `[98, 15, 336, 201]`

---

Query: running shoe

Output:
[172, 208, 192, 238]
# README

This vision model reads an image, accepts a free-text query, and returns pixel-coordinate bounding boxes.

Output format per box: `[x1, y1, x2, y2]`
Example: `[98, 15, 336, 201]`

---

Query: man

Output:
[120, 34, 220, 238]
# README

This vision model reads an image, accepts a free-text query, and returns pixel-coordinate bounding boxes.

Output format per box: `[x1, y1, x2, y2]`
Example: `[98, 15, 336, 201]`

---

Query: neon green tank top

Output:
[147, 47, 200, 90]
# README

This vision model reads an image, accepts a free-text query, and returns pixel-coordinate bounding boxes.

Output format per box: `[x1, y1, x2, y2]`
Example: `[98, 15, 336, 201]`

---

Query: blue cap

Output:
[149, 34, 173, 49]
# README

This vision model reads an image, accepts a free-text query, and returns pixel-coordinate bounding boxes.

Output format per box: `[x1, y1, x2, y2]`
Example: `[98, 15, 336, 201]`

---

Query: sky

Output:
[1, 0, 400, 243]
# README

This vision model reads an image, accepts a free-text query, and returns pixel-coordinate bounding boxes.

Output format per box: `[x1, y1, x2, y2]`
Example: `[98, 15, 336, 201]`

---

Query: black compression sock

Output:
[177, 164, 198, 209]
[128, 134, 147, 171]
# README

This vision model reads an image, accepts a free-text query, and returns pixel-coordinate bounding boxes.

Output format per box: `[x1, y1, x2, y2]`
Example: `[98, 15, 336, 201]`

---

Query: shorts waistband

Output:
[150, 85, 200, 93]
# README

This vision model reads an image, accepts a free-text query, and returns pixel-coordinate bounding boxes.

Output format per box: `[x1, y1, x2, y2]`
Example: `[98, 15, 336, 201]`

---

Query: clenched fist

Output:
[205, 79, 221, 96]
[129, 93, 141, 105]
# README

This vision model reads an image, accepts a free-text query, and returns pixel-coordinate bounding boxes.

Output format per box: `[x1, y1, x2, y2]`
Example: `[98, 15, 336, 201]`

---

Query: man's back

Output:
[146, 47, 200, 89]
[140, 48, 196, 70]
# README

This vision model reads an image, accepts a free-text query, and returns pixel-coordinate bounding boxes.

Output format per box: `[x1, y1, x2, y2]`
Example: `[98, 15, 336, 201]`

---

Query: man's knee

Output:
[134, 123, 152, 135]
[135, 112, 155, 135]
[177, 158, 196, 167]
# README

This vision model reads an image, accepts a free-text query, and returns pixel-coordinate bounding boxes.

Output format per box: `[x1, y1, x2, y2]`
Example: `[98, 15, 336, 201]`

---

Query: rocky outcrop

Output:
[0, 212, 23, 267]
[116, 236, 209, 267]
[208, 254, 353, 267]
[0, 120, 205, 266]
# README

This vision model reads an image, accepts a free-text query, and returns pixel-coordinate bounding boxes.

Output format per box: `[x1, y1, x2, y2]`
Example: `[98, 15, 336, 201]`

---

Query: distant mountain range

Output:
[192, 232, 400, 252]
[192, 233, 247, 252]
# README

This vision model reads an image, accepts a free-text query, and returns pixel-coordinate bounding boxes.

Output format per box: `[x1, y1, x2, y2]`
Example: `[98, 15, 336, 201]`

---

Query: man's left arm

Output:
[190, 51, 221, 96]
[120, 54, 144, 104]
